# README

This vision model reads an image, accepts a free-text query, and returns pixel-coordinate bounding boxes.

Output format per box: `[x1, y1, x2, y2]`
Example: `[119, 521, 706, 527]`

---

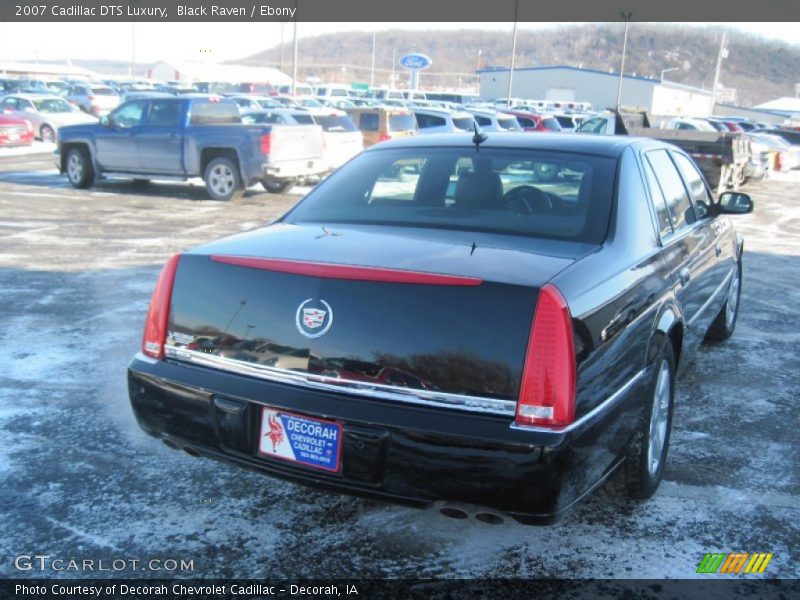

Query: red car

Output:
[0, 112, 34, 147]
[506, 110, 563, 133]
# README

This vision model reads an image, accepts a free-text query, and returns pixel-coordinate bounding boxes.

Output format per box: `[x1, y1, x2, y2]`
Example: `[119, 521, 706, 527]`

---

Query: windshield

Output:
[33, 98, 73, 113]
[284, 147, 616, 243]
[498, 116, 522, 131]
[290, 113, 315, 125]
[452, 116, 474, 131]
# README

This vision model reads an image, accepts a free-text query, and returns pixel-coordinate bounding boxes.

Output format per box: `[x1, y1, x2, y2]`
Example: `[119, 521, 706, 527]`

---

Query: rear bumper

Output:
[262, 158, 326, 180]
[128, 354, 644, 522]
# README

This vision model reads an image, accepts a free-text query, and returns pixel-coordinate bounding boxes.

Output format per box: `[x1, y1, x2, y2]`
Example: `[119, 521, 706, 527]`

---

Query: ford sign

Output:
[399, 53, 432, 70]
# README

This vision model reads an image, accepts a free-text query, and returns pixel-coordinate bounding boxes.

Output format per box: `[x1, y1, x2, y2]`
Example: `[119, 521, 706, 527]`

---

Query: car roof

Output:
[368, 131, 643, 157]
[4, 92, 64, 99]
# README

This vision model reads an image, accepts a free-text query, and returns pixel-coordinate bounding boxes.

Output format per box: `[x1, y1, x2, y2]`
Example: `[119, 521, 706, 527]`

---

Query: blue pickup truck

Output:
[56, 95, 325, 200]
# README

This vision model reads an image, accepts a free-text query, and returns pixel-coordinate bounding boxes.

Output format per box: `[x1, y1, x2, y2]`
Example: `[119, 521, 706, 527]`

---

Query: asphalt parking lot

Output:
[0, 148, 798, 580]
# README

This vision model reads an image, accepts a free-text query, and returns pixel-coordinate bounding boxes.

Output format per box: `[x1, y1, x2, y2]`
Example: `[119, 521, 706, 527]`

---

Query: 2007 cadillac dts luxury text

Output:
[128, 132, 753, 523]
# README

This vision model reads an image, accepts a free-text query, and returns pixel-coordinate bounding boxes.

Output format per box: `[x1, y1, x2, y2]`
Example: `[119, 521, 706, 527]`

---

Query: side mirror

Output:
[100, 115, 110, 127]
[717, 192, 754, 215]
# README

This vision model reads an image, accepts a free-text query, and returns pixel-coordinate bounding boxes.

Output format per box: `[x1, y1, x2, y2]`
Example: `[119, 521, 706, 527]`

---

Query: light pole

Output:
[476, 49, 482, 94]
[506, 0, 520, 108]
[391, 48, 396, 87]
[660, 67, 679, 82]
[280, 22, 285, 73]
[370, 31, 376, 88]
[616, 12, 633, 108]
[709, 30, 728, 116]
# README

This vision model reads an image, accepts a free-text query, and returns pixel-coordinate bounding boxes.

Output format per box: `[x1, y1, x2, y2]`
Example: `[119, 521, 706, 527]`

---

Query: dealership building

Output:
[476, 65, 783, 123]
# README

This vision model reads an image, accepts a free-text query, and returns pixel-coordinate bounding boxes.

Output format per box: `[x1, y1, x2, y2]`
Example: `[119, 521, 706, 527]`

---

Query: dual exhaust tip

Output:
[432, 500, 507, 525]
[163, 439, 508, 525]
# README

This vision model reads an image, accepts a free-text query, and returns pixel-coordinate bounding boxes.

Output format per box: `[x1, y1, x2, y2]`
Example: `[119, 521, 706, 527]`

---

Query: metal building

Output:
[478, 65, 714, 118]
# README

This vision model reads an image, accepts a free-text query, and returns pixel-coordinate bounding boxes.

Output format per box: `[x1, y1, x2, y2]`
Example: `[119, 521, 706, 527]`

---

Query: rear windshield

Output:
[389, 113, 416, 132]
[189, 101, 242, 125]
[285, 147, 616, 243]
[556, 116, 575, 128]
[315, 115, 358, 132]
[92, 87, 117, 96]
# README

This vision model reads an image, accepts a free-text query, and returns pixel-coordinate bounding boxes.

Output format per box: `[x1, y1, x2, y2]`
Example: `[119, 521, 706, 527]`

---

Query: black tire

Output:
[40, 124, 56, 143]
[705, 259, 742, 343]
[65, 147, 95, 189]
[261, 178, 295, 194]
[132, 179, 150, 186]
[624, 340, 676, 500]
[204, 157, 244, 201]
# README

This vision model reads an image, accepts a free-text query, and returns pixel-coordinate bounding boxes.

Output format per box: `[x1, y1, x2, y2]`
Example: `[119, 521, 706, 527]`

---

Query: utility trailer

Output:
[577, 109, 750, 193]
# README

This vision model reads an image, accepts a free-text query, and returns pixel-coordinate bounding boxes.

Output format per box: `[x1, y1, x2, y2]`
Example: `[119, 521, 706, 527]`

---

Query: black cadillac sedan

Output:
[128, 133, 753, 523]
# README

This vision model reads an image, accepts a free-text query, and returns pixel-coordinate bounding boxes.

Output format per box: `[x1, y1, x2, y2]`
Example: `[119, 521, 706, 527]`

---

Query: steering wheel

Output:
[502, 185, 553, 214]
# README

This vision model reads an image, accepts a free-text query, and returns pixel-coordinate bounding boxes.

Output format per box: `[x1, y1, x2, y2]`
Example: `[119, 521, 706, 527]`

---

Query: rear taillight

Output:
[142, 254, 181, 359]
[515, 284, 576, 428]
[260, 133, 272, 155]
[379, 133, 391, 142]
[87, 94, 95, 101]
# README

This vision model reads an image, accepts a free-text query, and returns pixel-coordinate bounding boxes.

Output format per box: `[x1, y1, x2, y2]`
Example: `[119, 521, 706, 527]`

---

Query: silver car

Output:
[0, 93, 97, 142]
[413, 108, 475, 134]
[63, 83, 120, 116]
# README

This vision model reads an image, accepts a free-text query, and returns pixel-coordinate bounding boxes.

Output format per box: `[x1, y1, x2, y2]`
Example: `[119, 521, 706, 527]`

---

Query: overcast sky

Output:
[0, 22, 797, 64]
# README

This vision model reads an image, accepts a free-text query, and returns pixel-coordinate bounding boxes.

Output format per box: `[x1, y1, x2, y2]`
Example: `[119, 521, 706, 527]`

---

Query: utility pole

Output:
[280, 22, 285, 73]
[709, 30, 728, 116]
[616, 12, 632, 108]
[391, 48, 396, 87]
[506, 0, 519, 108]
[291, 0, 298, 96]
[370, 31, 376, 88]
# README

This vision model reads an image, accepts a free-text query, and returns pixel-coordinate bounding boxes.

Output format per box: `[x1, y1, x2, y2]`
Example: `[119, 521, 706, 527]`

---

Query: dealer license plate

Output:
[257, 407, 342, 473]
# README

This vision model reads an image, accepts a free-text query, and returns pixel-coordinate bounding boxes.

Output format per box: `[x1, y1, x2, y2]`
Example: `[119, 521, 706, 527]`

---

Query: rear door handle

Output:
[679, 268, 691, 285]
[715, 244, 722, 257]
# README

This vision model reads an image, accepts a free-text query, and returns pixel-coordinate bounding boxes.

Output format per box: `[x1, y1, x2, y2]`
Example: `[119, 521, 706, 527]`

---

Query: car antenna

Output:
[472, 122, 487, 152]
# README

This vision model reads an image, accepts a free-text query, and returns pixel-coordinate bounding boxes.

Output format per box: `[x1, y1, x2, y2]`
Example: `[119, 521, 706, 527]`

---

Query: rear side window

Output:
[645, 150, 696, 231]
[642, 157, 675, 239]
[389, 114, 416, 132]
[516, 116, 535, 128]
[671, 152, 712, 220]
[358, 113, 379, 131]
[452, 116, 474, 131]
[498, 116, 521, 131]
[542, 118, 562, 132]
[475, 116, 492, 127]
[145, 100, 182, 127]
[189, 101, 241, 125]
[314, 115, 357, 132]
[291, 113, 315, 125]
[415, 113, 446, 128]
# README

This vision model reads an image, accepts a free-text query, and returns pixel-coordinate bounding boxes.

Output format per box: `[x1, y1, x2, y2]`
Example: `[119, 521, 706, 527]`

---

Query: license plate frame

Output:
[257, 407, 342, 473]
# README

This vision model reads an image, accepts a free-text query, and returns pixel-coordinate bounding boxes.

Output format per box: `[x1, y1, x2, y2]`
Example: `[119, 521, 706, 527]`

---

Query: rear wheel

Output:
[705, 259, 742, 342]
[261, 178, 295, 194]
[65, 147, 95, 189]
[624, 340, 676, 500]
[40, 124, 55, 143]
[204, 157, 243, 201]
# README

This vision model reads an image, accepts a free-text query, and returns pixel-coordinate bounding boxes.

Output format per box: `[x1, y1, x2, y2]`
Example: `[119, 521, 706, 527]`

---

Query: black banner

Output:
[2, 579, 800, 600]
[1, 0, 799, 22]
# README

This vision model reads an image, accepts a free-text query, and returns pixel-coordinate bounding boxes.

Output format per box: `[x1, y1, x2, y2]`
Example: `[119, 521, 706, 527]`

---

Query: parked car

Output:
[276, 84, 315, 96]
[128, 133, 753, 523]
[241, 109, 316, 126]
[465, 108, 522, 132]
[305, 108, 363, 171]
[345, 106, 418, 147]
[227, 94, 282, 112]
[413, 108, 475, 134]
[0, 112, 34, 147]
[0, 93, 97, 142]
[506, 110, 563, 133]
[315, 85, 353, 99]
[553, 114, 585, 133]
[56, 95, 325, 199]
[662, 117, 718, 132]
[64, 83, 120, 115]
[747, 132, 800, 171]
